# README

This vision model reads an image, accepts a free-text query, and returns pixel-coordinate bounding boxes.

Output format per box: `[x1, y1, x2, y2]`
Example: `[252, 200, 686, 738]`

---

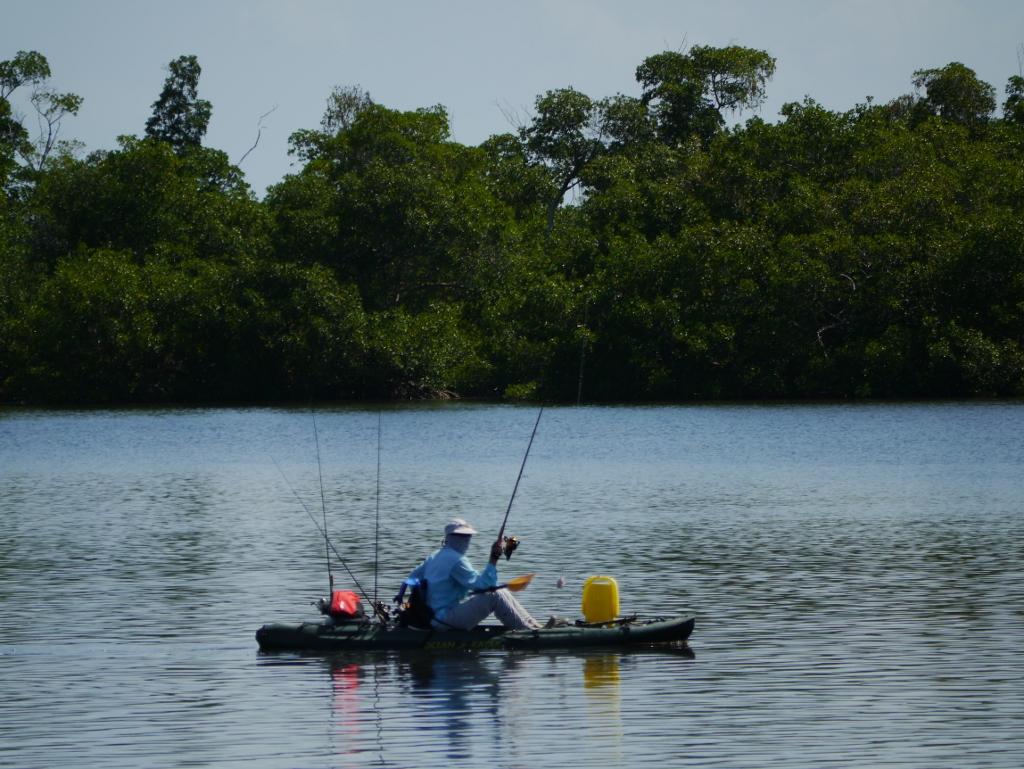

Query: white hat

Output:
[444, 518, 478, 536]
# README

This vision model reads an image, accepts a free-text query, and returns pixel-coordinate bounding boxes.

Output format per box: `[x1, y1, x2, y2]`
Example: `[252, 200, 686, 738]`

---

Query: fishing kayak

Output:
[255, 614, 695, 653]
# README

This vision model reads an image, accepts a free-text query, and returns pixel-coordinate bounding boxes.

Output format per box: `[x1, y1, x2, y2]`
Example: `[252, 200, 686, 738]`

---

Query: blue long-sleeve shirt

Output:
[406, 545, 498, 624]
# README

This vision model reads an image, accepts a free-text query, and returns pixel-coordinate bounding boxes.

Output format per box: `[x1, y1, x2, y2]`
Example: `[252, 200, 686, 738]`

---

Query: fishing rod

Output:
[312, 411, 333, 594]
[496, 406, 545, 558]
[373, 409, 382, 606]
[270, 455, 374, 609]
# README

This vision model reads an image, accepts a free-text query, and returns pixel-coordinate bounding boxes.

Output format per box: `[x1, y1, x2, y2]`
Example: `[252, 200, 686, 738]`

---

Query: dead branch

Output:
[238, 104, 278, 166]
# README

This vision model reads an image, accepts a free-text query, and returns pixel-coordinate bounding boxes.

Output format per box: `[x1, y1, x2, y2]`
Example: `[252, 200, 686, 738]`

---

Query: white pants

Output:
[438, 589, 540, 631]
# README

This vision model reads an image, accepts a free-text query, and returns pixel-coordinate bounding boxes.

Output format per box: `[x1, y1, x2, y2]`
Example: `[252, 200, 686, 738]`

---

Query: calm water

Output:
[1, 402, 1022, 768]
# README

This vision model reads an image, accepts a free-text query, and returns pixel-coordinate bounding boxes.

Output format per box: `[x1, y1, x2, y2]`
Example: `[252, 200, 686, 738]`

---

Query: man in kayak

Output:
[403, 518, 541, 630]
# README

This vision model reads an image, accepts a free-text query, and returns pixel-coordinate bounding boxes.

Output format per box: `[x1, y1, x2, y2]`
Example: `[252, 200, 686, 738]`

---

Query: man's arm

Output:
[450, 555, 498, 591]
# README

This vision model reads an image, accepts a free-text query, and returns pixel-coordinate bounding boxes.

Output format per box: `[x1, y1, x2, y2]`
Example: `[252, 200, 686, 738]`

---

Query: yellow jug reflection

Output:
[582, 653, 623, 762]
[583, 653, 621, 689]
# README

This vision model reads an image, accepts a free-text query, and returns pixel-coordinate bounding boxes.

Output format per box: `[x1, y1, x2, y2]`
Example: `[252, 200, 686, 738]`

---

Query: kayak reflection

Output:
[318, 647, 694, 765]
[403, 654, 504, 759]
[325, 653, 511, 762]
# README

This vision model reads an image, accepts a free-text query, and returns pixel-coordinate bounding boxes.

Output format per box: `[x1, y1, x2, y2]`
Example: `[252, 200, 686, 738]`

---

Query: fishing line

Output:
[270, 455, 373, 605]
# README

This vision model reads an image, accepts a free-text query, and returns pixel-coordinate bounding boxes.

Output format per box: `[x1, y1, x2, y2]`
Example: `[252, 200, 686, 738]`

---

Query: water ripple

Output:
[1, 402, 1023, 768]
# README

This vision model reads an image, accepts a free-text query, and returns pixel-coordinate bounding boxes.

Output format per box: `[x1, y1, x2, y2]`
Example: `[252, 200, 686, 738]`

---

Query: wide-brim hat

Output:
[444, 518, 478, 536]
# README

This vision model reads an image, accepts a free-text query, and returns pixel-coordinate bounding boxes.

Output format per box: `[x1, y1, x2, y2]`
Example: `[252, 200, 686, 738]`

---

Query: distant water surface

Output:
[1, 401, 1022, 768]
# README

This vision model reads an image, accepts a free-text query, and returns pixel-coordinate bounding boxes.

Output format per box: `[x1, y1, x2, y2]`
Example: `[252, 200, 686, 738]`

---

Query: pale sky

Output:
[4, 0, 1023, 197]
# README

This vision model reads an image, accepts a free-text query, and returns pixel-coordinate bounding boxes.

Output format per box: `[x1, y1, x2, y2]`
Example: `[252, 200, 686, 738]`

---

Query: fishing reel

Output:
[502, 536, 520, 561]
[371, 600, 391, 623]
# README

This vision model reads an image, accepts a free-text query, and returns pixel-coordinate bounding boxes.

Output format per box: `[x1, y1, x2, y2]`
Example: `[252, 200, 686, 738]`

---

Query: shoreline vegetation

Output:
[2, 48, 1024, 405]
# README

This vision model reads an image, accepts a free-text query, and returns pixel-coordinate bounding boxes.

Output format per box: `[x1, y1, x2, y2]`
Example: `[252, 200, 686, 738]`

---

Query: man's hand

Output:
[489, 537, 505, 564]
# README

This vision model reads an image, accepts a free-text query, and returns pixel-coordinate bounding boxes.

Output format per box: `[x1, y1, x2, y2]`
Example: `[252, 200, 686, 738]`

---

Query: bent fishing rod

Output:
[314, 409, 386, 621]
[312, 411, 333, 594]
[496, 406, 544, 557]
[270, 455, 375, 612]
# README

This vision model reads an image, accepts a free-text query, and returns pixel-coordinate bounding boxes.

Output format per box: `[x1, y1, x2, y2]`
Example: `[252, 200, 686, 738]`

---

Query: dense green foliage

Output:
[2, 48, 1023, 403]
[145, 55, 212, 154]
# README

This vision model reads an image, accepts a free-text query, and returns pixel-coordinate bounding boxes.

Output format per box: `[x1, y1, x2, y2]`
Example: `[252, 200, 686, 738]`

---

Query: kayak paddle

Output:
[471, 573, 536, 594]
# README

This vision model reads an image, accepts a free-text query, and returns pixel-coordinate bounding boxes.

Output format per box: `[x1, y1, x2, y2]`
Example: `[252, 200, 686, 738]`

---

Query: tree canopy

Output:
[2, 47, 1024, 404]
[637, 45, 776, 145]
[145, 55, 212, 153]
[0, 50, 81, 191]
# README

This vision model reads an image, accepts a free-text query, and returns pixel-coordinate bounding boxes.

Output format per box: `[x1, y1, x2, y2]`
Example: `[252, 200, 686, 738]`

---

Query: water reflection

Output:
[404, 654, 502, 759]
[583, 653, 620, 688]
[583, 654, 623, 761]
[311, 647, 695, 767]
[328, 661, 364, 761]
[324, 652, 517, 763]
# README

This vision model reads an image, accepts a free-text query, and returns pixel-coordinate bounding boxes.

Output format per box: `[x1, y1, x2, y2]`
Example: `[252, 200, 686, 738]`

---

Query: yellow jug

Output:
[581, 575, 619, 623]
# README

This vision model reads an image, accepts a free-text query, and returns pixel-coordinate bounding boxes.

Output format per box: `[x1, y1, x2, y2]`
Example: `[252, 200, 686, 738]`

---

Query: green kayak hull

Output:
[256, 614, 694, 653]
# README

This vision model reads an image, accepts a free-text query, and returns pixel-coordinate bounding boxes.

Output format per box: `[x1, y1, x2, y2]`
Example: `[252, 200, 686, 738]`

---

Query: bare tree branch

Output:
[238, 104, 278, 166]
[496, 100, 531, 131]
[24, 87, 81, 171]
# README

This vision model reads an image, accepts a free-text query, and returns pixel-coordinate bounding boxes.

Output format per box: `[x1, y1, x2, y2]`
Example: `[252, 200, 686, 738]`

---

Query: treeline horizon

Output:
[2, 46, 1024, 404]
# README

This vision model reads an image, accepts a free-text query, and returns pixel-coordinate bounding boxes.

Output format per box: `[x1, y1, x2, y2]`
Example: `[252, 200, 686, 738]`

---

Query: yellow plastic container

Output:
[581, 575, 619, 623]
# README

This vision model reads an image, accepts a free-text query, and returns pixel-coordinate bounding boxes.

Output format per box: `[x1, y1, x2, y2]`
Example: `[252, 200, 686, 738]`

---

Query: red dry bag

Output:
[328, 590, 363, 619]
